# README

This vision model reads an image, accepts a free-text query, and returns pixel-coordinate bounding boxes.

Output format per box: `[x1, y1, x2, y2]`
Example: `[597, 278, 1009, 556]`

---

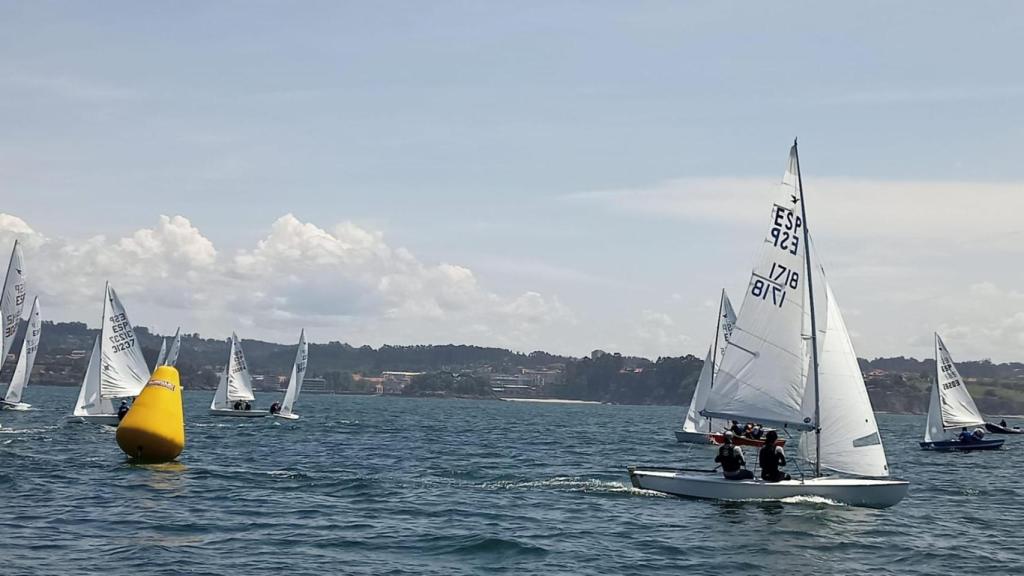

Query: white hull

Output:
[675, 430, 714, 444]
[629, 467, 908, 509]
[66, 414, 121, 425]
[272, 412, 299, 420]
[209, 408, 268, 418]
[1, 401, 31, 411]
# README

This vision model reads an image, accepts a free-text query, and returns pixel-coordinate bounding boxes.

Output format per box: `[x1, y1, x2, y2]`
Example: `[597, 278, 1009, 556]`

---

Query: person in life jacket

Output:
[958, 427, 974, 443]
[269, 402, 281, 415]
[715, 431, 754, 480]
[758, 430, 791, 482]
[117, 400, 130, 421]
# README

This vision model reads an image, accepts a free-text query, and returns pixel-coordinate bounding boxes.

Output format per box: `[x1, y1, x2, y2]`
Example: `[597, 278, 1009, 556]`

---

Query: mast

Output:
[793, 139, 822, 477]
[706, 289, 725, 432]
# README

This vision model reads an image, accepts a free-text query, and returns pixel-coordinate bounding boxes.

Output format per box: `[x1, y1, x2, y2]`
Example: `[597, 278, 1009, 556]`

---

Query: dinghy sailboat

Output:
[165, 327, 181, 366]
[2, 297, 41, 410]
[630, 142, 909, 508]
[68, 283, 151, 424]
[676, 291, 736, 444]
[210, 332, 268, 417]
[154, 338, 168, 369]
[920, 334, 1004, 451]
[272, 330, 308, 420]
[0, 240, 27, 370]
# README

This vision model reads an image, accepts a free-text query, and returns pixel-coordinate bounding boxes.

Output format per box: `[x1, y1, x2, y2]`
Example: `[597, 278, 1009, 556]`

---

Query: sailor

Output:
[751, 424, 764, 440]
[958, 427, 973, 443]
[972, 427, 985, 441]
[117, 400, 130, 421]
[1000, 419, 1008, 428]
[233, 400, 243, 411]
[715, 431, 754, 480]
[743, 423, 754, 438]
[730, 421, 743, 435]
[758, 430, 791, 482]
[244, 401, 252, 411]
[269, 402, 281, 415]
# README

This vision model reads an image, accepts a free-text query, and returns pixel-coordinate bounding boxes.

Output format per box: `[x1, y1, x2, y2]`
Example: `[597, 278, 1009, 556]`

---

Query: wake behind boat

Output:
[920, 334, 1004, 452]
[630, 142, 908, 508]
[210, 332, 268, 417]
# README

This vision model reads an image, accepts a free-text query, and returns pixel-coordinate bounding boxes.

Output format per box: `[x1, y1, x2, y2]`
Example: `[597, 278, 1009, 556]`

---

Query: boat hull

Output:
[272, 412, 300, 420]
[984, 423, 1024, 434]
[628, 467, 908, 509]
[708, 433, 786, 448]
[209, 408, 268, 418]
[66, 414, 121, 425]
[1, 401, 31, 411]
[919, 439, 1004, 451]
[675, 430, 713, 444]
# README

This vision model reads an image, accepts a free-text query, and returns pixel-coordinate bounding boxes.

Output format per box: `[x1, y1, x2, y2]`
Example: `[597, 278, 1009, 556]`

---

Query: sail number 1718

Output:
[750, 263, 800, 308]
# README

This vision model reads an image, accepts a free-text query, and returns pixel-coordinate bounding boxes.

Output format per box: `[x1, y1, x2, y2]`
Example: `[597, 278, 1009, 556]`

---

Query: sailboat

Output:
[165, 327, 181, 366]
[154, 338, 168, 369]
[919, 334, 1004, 451]
[0, 240, 27, 371]
[629, 142, 909, 508]
[273, 330, 308, 420]
[676, 290, 736, 444]
[2, 297, 41, 410]
[67, 283, 151, 424]
[210, 332, 268, 417]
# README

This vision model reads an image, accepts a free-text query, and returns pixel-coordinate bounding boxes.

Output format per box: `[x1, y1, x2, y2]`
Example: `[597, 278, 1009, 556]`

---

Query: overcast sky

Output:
[2, 2, 1023, 361]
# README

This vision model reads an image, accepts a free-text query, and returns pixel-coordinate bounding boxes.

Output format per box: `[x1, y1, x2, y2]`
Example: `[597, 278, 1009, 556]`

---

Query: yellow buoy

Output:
[116, 366, 185, 463]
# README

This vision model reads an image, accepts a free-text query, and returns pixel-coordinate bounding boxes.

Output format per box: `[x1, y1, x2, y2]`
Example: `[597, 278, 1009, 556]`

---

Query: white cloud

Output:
[0, 213, 572, 353]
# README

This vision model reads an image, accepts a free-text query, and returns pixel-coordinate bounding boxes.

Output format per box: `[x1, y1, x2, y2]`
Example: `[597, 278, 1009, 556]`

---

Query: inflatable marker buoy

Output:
[116, 366, 185, 463]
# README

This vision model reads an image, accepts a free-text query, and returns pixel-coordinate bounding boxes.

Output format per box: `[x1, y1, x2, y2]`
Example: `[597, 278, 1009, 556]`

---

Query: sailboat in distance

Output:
[210, 332, 268, 417]
[919, 334, 1004, 451]
[272, 330, 308, 420]
[629, 142, 909, 508]
[2, 297, 41, 410]
[0, 240, 27, 371]
[676, 290, 737, 444]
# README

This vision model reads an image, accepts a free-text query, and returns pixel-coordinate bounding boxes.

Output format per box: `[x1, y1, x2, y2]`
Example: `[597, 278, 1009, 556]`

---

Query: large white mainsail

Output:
[72, 336, 115, 417]
[211, 333, 256, 410]
[702, 145, 815, 431]
[798, 276, 889, 477]
[3, 296, 41, 405]
[166, 327, 181, 366]
[682, 291, 736, 434]
[924, 334, 985, 442]
[1, 240, 27, 364]
[154, 338, 168, 369]
[99, 283, 150, 398]
[278, 330, 308, 417]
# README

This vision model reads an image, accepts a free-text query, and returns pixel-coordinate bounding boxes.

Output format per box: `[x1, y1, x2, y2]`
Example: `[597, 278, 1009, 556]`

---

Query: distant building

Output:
[381, 371, 422, 394]
[302, 377, 328, 393]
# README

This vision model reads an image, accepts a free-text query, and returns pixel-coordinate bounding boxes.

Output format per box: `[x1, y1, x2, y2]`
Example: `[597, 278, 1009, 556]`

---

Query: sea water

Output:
[0, 386, 1020, 575]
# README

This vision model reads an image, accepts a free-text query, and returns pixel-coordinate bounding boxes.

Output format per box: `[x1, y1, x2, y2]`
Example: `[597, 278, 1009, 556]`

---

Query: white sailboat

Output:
[1, 240, 27, 369]
[676, 290, 735, 444]
[67, 337, 119, 425]
[919, 334, 1004, 451]
[273, 329, 308, 420]
[165, 327, 181, 366]
[67, 283, 150, 424]
[629, 142, 909, 508]
[2, 296, 41, 410]
[210, 332, 267, 417]
[154, 338, 168, 369]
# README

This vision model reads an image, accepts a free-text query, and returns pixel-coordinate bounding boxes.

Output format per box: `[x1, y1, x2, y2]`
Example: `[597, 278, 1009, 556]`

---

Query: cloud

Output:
[0, 213, 572, 352]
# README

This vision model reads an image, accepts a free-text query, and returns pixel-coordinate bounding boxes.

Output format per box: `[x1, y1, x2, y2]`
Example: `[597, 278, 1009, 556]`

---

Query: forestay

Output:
[99, 284, 150, 398]
[1, 240, 27, 363]
[279, 330, 308, 416]
[73, 337, 115, 416]
[798, 277, 889, 477]
[925, 334, 984, 441]
[682, 291, 736, 434]
[4, 297, 41, 405]
[166, 327, 181, 366]
[702, 146, 815, 431]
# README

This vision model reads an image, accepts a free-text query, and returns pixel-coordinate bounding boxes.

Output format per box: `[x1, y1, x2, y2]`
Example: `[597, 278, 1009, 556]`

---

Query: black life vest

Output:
[759, 443, 782, 474]
[717, 444, 742, 473]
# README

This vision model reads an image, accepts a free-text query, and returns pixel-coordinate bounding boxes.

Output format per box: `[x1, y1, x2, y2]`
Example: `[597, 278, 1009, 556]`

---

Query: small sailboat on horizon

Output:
[2, 296, 41, 410]
[210, 332, 268, 418]
[271, 329, 308, 420]
[68, 283, 150, 425]
[629, 142, 909, 508]
[676, 290, 735, 445]
[919, 334, 1004, 451]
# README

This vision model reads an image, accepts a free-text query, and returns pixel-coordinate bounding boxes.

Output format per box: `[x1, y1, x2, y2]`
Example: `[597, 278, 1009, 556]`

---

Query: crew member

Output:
[759, 430, 791, 482]
[269, 402, 281, 415]
[715, 431, 754, 480]
[958, 427, 974, 443]
[117, 400, 130, 421]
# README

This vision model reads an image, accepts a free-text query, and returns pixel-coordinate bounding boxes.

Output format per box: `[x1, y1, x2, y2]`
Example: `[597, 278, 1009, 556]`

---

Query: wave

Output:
[480, 476, 668, 497]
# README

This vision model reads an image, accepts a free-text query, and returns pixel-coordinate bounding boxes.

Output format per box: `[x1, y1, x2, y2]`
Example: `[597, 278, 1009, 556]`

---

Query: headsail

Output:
[226, 332, 256, 402]
[702, 145, 815, 431]
[1, 240, 27, 364]
[682, 291, 736, 434]
[279, 330, 308, 417]
[930, 334, 985, 435]
[4, 297, 41, 405]
[154, 338, 168, 369]
[166, 327, 181, 366]
[798, 277, 889, 477]
[73, 336, 115, 416]
[99, 283, 150, 398]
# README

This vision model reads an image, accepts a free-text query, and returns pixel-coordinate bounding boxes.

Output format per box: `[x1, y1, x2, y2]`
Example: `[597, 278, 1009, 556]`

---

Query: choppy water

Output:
[0, 386, 1021, 575]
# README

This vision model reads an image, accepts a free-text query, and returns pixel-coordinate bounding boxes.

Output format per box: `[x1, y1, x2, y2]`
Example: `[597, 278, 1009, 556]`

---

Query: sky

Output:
[1, 2, 1023, 361]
